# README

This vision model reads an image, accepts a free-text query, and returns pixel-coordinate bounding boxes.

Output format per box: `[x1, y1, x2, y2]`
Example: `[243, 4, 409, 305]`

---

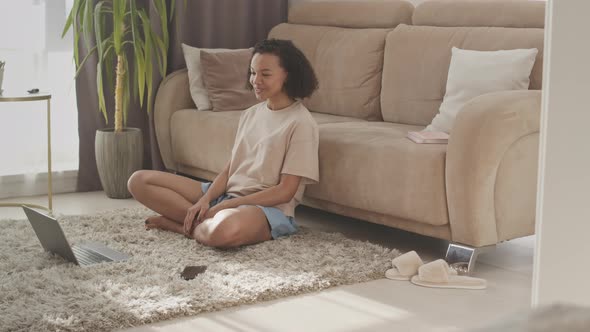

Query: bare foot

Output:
[144, 215, 185, 235]
[145, 215, 165, 230]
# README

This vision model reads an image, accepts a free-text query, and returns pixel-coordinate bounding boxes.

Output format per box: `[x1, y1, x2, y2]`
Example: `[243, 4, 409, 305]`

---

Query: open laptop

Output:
[23, 206, 130, 266]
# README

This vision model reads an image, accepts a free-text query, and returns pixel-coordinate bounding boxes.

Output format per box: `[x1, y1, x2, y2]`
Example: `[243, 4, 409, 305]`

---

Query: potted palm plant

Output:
[63, 0, 176, 198]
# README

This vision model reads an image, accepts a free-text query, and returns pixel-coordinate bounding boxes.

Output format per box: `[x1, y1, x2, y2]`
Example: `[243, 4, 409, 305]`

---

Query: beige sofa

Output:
[154, 1, 545, 268]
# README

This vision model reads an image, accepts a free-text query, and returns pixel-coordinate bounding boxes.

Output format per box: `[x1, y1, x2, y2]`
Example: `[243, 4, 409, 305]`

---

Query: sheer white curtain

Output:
[0, 0, 78, 198]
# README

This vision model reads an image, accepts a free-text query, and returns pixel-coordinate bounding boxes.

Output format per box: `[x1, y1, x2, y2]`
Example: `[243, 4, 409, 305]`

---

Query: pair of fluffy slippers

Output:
[385, 251, 487, 290]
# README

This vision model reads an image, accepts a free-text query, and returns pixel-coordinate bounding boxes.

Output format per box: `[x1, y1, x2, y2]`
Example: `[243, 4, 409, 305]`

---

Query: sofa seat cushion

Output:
[170, 109, 241, 173]
[310, 112, 368, 125]
[169, 109, 366, 175]
[305, 121, 450, 226]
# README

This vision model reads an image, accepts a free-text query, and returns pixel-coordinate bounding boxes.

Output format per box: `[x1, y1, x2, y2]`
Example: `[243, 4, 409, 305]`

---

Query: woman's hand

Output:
[202, 202, 227, 220]
[184, 197, 210, 237]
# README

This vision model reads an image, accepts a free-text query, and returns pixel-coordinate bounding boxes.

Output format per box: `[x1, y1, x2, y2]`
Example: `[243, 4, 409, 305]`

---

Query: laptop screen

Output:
[22, 207, 79, 265]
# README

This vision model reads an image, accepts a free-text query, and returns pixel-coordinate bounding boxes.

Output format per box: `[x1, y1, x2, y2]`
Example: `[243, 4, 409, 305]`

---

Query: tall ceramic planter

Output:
[95, 128, 143, 198]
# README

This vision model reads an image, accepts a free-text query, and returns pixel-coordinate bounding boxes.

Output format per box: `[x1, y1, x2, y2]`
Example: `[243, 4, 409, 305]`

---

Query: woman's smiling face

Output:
[249, 53, 289, 101]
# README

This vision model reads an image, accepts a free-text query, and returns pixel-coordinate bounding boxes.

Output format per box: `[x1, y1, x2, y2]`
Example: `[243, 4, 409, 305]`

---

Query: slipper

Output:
[385, 251, 424, 280]
[410, 259, 487, 290]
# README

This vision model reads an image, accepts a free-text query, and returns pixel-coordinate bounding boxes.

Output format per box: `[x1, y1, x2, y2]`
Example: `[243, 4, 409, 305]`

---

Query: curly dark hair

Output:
[247, 39, 318, 100]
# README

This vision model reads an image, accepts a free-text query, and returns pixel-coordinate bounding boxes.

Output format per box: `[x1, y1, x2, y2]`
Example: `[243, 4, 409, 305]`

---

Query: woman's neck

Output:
[267, 95, 295, 111]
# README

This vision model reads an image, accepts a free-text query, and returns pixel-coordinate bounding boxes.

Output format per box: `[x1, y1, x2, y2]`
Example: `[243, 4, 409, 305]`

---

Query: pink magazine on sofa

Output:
[406, 131, 449, 144]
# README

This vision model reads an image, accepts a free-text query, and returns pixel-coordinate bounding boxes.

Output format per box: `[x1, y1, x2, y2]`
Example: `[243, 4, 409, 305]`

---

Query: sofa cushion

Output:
[426, 47, 538, 133]
[305, 122, 449, 226]
[310, 112, 367, 125]
[412, 0, 545, 28]
[169, 108, 365, 174]
[269, 23, 388, 121]
[381, 24, 544, 126]
[170, 110, 242, 173]
[181, 44, 240, 111]
[289, 0, 413, 29]
[200, 49, 258, 111]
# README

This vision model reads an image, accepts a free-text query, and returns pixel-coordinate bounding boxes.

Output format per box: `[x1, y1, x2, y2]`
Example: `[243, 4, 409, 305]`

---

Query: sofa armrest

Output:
[446, 90, 541, 247]
[154, 69, 195, 172]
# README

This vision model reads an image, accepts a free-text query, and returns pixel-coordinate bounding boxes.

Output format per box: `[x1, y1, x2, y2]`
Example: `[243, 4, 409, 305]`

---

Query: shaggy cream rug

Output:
[0, 207, 398, 332]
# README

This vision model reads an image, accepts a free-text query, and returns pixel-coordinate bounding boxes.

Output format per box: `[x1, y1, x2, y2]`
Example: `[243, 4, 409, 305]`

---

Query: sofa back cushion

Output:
[289, 1, 413, 29]
[381, 1, 545, 126]
[200, 49, 259, 111]
[268, 1, 413, 121]
[270, 24, 387, 120]
[412, 0, 545, 29]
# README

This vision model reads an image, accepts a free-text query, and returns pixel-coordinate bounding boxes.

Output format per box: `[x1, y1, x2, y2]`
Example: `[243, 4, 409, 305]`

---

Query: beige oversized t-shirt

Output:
[225, 100, 320, 217]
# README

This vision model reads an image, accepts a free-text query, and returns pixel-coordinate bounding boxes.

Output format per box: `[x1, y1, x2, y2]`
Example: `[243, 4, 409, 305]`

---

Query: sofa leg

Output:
[445, 243, 495, 275]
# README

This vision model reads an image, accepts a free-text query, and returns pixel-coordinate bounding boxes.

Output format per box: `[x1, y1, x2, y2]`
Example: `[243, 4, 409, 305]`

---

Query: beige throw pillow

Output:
[425, 47, 538, 133]
[181, 44, 238, 110]
[200, 49, 258, 111]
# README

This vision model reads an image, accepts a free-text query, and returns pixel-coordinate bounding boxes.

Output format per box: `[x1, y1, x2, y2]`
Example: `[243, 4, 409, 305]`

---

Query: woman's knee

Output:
[127, 170, 150, 195]
[195, 215, 242, 248]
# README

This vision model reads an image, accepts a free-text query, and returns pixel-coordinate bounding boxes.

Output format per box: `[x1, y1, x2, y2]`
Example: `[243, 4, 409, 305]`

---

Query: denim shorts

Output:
[200, 182, 299, 239]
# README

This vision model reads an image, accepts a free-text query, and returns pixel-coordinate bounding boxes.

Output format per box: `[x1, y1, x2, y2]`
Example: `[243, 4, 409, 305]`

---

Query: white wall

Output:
[533, 0, 590, 306]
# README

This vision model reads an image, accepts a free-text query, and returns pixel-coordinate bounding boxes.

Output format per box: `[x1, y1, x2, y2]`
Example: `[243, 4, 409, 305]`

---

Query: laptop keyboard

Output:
[72, 246, 112, 266]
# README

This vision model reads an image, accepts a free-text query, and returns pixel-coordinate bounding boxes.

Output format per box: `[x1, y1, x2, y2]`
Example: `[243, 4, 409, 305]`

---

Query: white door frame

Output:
[532, 0, 590, 307]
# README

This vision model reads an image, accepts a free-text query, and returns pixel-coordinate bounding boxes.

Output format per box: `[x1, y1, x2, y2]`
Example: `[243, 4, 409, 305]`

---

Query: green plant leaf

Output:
[152, 0, 168, 41]
[170, 0, 176, 23]
[93, 1, 111, 126]
[129, 0, 140, 103]
[140, 11, 154, 114]
[73, 25, 81, 67]
[135, 40, 146, 106]
[63, 0, 178, 123]
[103, 40, 115, 100]
[73, 46, 97, 78]
[152, 32, 167, 76]
[96, 62, 108, 124]
[94, 2, 105, 63]
[83, 0, 94, 51]
[151, 0, 169, 75]
[61, 0, 78, 38]
[65, 0, 85, 66]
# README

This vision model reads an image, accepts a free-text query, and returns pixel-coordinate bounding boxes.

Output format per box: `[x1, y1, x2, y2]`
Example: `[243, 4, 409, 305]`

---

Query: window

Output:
[0, 0, 78, 178]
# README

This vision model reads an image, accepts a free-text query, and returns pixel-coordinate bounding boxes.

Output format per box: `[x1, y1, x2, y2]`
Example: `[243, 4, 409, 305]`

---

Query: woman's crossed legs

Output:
[127, 170, 271, 248]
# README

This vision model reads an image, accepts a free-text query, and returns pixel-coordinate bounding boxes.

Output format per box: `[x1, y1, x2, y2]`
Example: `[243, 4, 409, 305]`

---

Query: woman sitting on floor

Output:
[127, 39, 319, 248]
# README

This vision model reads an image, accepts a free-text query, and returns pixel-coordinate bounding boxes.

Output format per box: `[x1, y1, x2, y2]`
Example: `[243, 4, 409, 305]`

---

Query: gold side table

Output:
[0, 92, 53, 213]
